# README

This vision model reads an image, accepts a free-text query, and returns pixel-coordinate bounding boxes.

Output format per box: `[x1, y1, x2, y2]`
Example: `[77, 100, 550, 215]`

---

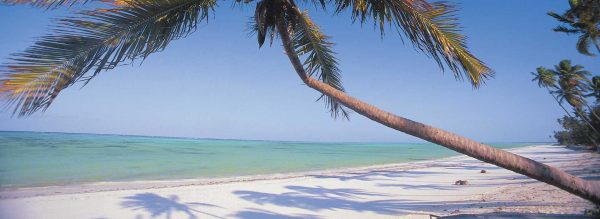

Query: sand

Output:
[0, 145, 598, 219]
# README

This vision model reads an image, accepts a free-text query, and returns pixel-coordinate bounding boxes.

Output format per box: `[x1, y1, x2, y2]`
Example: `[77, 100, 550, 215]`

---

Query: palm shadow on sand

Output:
[231, 208, 322, 219]
[233, 186, 406, 215]
[232, 185, 564, 217]
[120, 193, 223, 219]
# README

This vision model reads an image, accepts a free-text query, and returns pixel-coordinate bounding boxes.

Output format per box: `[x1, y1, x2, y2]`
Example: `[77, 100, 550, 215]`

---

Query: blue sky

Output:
[1, 1, 599, 142]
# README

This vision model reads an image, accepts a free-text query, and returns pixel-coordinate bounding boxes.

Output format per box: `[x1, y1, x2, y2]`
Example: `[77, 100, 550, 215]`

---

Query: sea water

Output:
[0, 131, 539, 188]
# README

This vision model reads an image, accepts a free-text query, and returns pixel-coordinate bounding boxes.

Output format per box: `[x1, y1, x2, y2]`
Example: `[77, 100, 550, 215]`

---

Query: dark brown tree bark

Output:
[276, 22, 600, 204]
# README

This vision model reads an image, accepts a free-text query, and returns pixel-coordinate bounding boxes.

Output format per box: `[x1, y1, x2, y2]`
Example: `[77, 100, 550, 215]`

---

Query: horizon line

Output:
[0, 130, 556, 145]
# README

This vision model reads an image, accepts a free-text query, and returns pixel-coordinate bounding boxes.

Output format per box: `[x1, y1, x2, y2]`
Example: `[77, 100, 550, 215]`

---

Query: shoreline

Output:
[1, 144, 597, 218]
[0, 145, 540, 199]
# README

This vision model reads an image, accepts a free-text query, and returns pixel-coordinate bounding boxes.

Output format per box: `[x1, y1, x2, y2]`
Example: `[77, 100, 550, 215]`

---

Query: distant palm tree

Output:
[532, 63, 599, 149]
[532, 67, 559, 89]
[553, 60, 600, 123]
[587, 76, 600, 102]
[1, 0, 600, 203]
[548, 0, 600, 56]
[532, 67, 574, 118]
[554, 60, 590, 108]
[535, 60, 600, 141]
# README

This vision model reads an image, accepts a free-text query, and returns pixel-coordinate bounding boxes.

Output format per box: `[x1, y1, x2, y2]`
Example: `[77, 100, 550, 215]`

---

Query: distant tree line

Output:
[534, 0, 600, 149]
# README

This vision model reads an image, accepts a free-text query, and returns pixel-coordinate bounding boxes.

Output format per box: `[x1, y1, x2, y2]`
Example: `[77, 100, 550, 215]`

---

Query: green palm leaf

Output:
[532, 67, 557, 89]
[548, 11, 575, 25]
[552, 60, 591, 110]
[331, 0, 493, 86]
[548, 0, 600, 56]
[577, 33, 594, 55]
[291, 9, 349, 119]
[0, 0, 216, 116]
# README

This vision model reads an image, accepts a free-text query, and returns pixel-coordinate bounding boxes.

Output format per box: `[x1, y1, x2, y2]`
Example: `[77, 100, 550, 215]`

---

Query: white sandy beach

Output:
[0, 145, 598, 219]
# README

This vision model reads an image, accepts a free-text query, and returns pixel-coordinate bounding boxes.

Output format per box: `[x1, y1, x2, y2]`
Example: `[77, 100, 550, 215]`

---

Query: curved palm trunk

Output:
[550, 92, 575, 118]
[276, 23, 600, 204]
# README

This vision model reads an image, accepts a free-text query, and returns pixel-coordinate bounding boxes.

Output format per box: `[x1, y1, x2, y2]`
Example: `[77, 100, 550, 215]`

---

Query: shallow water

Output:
[0, 131, 540, 188]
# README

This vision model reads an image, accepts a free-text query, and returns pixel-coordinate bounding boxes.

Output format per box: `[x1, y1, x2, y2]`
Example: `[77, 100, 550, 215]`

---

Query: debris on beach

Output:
[480, 169, 487, 173]
[454, 180, 468, 185]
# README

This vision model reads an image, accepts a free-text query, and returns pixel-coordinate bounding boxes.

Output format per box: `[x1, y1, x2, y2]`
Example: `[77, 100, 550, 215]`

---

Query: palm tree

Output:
[2, 0, 600, 203]
[587, 75, 600, 102]
[553, 60, 600, 123]
[532, 67, 576, 119]
[548, 0, 600, 56]
[537, 60, 600, 146]
[532, 67, 558, 88]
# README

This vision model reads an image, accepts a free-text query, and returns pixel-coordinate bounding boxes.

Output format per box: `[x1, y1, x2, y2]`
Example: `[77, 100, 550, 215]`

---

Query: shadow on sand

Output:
[120, 193, 223, 219]
[232, 185, 406, 215]
[232, 185, 574, 217]
[308, 169, 449, 182]
[437, 212, 595, 218]
[121, 146, 600, 218]
[230, 208, 322, 219]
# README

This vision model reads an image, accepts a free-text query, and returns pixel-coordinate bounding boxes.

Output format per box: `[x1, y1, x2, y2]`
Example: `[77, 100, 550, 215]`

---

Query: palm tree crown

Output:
[533, 60, 592, 111]
[553, 60, 591, 110]
[548, 0, 600, 56]
[532, 67, 558, 89]
[0, 0, 492, 117]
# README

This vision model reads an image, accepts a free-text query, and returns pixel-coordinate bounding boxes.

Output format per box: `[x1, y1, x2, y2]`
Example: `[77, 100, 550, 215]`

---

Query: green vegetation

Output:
[536, 0, 600, 149]
[554, 109, 600, 147]
[532, 60, 600, 148]
[549, 0, 600, 56]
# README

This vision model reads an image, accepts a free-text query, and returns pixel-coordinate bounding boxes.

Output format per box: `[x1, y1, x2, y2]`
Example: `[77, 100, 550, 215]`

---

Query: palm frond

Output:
[548, 0, 600, 56]
[551, 59, 592, 110]
[254, 0, 280, 47]
[577, 33, 595, 55]
[292, 9, 349, 119]
[331, 0, 493, 87]
[548, 11, 575, 24]
[556, 87, 586, 110]
[252, 0, 300, 47]
[0, 0, 217, 116]
[554, 26, 581, 34]
[532, 67, 557, 89]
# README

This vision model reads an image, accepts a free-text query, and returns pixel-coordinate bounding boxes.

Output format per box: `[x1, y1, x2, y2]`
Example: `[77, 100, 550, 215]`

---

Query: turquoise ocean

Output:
[0, 131, 540, 188]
